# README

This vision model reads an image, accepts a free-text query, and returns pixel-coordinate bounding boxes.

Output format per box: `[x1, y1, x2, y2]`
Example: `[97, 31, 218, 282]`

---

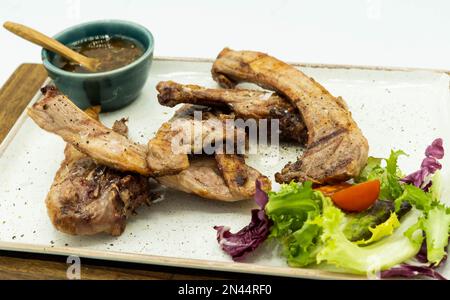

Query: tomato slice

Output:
[328, 180, 381, 212]
[314, 182, 352, 197]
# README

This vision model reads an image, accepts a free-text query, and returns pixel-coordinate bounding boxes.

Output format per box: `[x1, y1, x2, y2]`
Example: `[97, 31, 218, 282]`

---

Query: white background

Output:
[0, 0, 449, 85]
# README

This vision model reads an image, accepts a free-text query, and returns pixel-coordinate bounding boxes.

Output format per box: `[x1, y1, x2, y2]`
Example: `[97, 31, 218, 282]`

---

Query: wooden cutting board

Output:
[0, 64, 246, 280]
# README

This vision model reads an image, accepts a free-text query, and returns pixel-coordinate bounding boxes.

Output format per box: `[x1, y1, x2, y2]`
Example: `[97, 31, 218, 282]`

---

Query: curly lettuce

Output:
[354, 212, 400, 245]
[313, 198, 423, 274]
[356, 150, 406, 200]
[265, 181, 323, 267]
[424, 205, 450, 264]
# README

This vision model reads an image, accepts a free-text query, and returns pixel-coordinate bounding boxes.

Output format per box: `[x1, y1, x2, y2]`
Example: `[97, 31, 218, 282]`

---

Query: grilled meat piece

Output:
[148, 104, 245, 175]
[215, 154, 271, 199]
[28, 88, 151, 175]
[156, 81, 306, 143]
[212, 48, 368, 184]
[158, 154, 271, 202]
[46, 110, 152, 236]
[112, 118, 129, 136]
[28, 87, 192, 177]
[155, 104, 271, 201]
[147, 122, 191, 176]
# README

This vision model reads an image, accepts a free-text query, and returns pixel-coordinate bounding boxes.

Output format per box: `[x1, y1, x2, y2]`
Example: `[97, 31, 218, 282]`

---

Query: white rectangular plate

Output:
[0, 57, 449, 279]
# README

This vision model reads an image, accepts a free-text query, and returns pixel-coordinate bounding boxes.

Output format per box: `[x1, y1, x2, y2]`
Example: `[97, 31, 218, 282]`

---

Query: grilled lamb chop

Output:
[212, 48, 368, 184]
[156, 81, 306, 143]
[214, 153, 271, 199]
[28, 86, 184, 176]
[158, 154, 271, 202]
[148, 104, 245, 174]
[46, 109, 152, 236]
[155, 104, 271, 201]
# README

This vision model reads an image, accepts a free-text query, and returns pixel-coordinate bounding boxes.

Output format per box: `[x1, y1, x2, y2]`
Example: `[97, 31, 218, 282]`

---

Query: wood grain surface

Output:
[0, 64, 47, 142]
[0, 64, 255, 280]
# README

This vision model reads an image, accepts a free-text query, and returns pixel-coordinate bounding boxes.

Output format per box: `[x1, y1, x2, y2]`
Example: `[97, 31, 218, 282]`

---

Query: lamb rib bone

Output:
[156, 80, 306, 143]
[211, 48, 369, 184]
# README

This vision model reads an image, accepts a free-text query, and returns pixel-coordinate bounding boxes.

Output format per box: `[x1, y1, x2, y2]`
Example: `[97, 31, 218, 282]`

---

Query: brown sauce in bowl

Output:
[53, 35, 144, 73]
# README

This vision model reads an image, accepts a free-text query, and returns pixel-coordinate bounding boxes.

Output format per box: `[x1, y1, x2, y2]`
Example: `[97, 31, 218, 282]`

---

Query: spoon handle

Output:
[3, 21, 97, 71]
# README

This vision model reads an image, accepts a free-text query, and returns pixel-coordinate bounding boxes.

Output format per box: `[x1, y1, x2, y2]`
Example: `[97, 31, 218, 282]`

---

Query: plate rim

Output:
[154, 55, 450, 75]
[0, 240, 361, 280]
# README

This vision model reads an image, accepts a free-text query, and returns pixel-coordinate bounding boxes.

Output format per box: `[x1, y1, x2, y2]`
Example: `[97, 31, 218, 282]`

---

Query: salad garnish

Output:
[214, 138, 449, 279]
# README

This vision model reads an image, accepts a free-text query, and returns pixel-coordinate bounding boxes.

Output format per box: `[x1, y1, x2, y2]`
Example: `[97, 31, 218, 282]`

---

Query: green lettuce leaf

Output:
[394, 184, 433, 212]
[283, 221, 321, 267]
[265, 181, 324, 267]
[354, 212, 400, 245]
[429, 170, 442, 203]
[356, 151, 406, 200]
[266, 181, 322, 239]
[423, 205, 450, 265]
[385, 150, 407, 199]
[356, 157, 383, 182]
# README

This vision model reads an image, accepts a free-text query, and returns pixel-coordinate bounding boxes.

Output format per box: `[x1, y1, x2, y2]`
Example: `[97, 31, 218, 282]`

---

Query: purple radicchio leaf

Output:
[425, 138, 444, 159]
[401, 138, 444, 191]
[380, 264, 447, 280]
[213, 180, 272, 261]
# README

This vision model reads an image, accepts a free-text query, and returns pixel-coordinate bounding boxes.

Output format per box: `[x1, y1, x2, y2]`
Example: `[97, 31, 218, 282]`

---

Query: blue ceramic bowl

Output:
[42, 20, 154, 111]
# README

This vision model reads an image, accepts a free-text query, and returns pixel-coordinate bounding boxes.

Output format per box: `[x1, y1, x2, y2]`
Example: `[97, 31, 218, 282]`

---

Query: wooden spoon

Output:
[3, 21, 100, 72]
